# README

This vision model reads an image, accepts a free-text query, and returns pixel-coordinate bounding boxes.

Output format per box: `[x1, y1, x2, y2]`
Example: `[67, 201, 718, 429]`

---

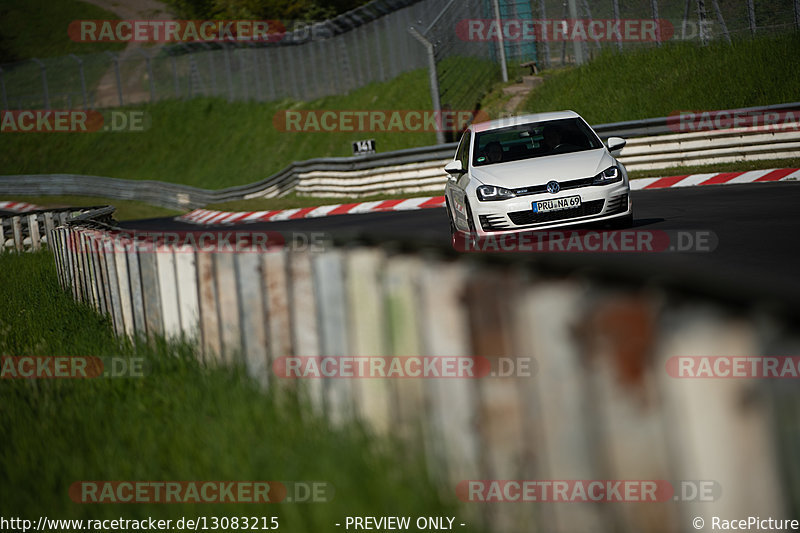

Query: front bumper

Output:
[470, 182, 631, 235]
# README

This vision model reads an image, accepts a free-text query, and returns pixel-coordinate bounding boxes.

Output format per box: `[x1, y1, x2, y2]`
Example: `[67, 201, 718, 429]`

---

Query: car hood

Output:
[471, 148, 614, 188]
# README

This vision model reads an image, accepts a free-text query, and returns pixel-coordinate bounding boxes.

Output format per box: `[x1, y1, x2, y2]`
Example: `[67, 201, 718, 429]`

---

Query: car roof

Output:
[470, 110, 582, 133]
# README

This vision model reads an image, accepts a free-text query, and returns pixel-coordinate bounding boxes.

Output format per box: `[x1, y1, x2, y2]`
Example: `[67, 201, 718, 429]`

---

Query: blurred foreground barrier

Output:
[3, 103, 798, 207]
[0, 206, 113, 253]
[48, 219, 800, 533]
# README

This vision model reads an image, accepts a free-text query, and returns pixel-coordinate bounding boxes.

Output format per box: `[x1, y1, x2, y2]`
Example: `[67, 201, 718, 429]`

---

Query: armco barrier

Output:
[0, 206, 113, 253]
[46, 217, 800, 533]
[2, 103, 798, 208]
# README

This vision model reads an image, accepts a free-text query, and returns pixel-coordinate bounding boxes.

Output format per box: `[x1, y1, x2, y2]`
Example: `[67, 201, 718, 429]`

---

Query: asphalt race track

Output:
[121, 181, 800, 315]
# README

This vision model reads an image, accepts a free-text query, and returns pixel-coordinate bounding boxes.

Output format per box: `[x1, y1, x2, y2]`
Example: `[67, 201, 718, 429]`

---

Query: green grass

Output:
[0, 69, 436, 189]
[0, 195, 180, 220]
[520, 32, 800, 124]
[0, 251, 461, 528]
[2, 33, 799, 205]
[0, 0, 125, 62]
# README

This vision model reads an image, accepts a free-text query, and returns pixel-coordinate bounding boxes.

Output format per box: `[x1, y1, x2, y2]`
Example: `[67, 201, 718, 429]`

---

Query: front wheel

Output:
[446, 201, 459, 247]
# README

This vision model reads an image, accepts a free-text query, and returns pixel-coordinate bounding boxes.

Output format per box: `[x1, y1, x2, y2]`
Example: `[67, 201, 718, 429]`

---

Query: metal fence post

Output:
[711, 0, 732, 43]
[697, 0, 709, 45]
[307, 41, 319, 99]
[566, 0, 584, 64]
[409, 27, 445, 145]
[31, 58, 50, 109]
[69, 54, 88, 110]
[747, 0, 756, 35]
[538, 0, 554, 64]
[491, 0, 509, 80]
[223, 45, 234, 102]
[202, 43, 217, 98]
[264, 47, 276, 100]
[137, 49, 156, 102]
[252, 48, 263, 101]
[795, 0, 800, 29]
[105, 51, 124, 106]
[681, 0, 691, 40]
[170, 54, 180, 99]
[287, 45, 301, 100]
[651, 0, 662, 45]
[238, 49, 248, 101]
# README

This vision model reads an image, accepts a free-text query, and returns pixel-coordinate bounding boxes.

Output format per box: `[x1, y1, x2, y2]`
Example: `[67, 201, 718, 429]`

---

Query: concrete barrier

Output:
[44, 220, 800, 533]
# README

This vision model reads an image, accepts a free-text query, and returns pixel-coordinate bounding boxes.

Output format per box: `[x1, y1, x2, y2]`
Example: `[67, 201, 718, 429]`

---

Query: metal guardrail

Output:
[1, 103, 798, 207]
[0, 206, 114, 252]
[0, 143, 459, 209]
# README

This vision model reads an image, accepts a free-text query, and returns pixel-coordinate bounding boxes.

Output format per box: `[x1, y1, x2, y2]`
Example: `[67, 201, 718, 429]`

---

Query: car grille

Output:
[479, 214, 512, 231]
[606, 193, 629, 214]
[508, 199, 605, 226]
[513, 177, 595, 196]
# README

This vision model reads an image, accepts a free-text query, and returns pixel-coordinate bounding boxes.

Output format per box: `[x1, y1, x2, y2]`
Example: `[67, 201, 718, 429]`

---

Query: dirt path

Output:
[80, 0, 171, 22]
[83, 0, 174, 107]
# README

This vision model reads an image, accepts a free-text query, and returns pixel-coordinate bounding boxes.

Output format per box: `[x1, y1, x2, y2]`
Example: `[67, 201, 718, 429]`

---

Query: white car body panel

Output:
[445, 110, 633, 237]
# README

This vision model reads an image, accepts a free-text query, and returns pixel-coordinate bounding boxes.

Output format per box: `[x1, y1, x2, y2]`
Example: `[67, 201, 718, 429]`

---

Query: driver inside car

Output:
[483, 141, 504, 163]
[542, 124, 563, 152]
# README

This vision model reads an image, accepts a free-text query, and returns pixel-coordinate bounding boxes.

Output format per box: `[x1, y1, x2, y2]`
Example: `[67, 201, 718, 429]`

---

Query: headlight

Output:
[476, 184, 516, 201]
[592, 166, 622, 185]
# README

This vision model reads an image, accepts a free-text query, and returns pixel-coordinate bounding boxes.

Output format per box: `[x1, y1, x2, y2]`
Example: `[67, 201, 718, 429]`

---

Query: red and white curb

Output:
[179, 196, 446, 225]
[0, 201, 44, 213]
[629, 167, 799, 190]
[178, 168, 799, 225]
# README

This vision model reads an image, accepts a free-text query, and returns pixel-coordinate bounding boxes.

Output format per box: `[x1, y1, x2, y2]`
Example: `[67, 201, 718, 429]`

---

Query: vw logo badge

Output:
[546, 180, 560, 194]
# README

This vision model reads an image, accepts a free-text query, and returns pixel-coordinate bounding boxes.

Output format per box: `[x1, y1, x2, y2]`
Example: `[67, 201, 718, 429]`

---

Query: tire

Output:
[446, 201, 459, 247]
[465, 201, 477, 233]
[463, 201, 479, 249]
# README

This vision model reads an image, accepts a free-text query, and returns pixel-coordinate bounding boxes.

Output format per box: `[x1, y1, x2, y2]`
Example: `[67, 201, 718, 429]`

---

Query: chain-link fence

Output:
[419, 0, 799, 120]
[522, 0, 800, 67]
[0, 0, 435, 110]
[0, 0, 797, 120]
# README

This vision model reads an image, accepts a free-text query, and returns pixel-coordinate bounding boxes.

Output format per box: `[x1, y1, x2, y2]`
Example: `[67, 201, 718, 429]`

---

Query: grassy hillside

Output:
[519, 32, 800, 123]
[0, 0, 125, 62]
[0, 251, 459, 529]
[1, 34, 798, 194]
[0, 68, 437, 189]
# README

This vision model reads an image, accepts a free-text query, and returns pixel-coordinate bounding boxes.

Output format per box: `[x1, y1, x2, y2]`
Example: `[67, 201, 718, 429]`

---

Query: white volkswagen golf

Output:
[444, 111, 632, 241]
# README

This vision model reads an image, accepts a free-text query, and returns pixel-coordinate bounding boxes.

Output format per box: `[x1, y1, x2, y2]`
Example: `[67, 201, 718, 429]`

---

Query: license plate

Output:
[533, 195, 581, 213]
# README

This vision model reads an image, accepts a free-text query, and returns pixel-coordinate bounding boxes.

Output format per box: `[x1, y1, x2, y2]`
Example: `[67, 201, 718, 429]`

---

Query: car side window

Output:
[456, 131, 471, 170]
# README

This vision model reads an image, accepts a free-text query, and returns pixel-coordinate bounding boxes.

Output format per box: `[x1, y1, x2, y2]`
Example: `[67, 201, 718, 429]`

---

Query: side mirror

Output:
[607, 136, 626, 157]
[444, 160, 466, 177]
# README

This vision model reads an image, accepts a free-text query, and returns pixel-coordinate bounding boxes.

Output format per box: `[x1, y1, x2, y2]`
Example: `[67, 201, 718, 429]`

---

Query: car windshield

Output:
[472, 117, 603, 166]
